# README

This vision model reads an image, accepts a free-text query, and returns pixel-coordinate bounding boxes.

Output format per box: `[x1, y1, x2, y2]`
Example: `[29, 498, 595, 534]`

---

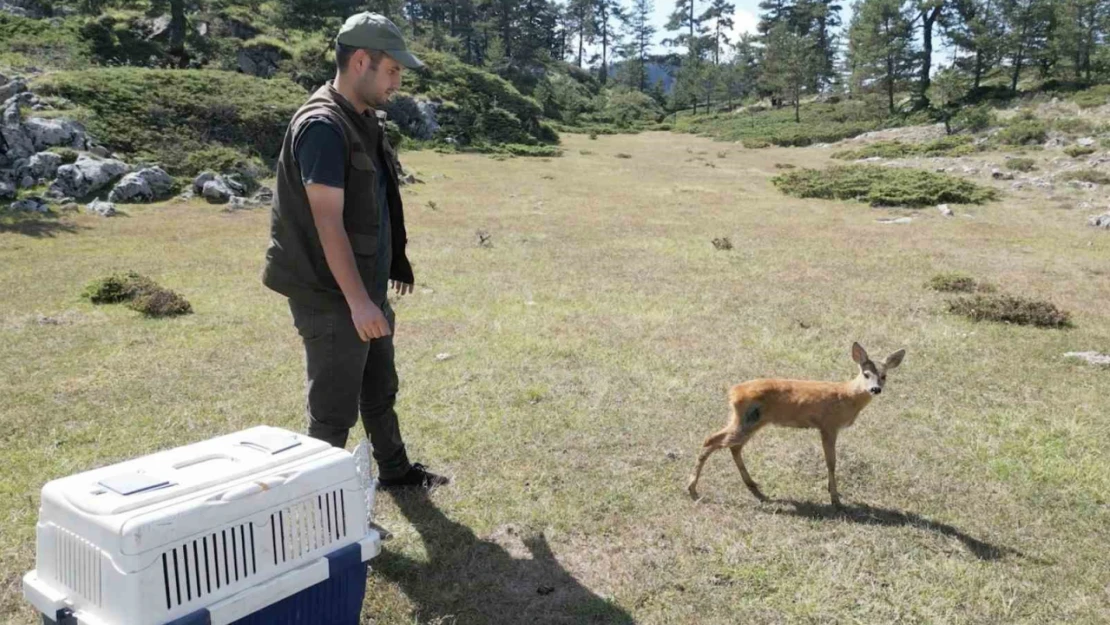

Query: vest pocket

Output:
[347, 232, 378, 258]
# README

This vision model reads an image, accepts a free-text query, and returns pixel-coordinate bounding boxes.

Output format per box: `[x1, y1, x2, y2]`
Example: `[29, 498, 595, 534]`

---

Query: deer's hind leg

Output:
[723, 426, 768, 503]
[687, 429, 731, 499]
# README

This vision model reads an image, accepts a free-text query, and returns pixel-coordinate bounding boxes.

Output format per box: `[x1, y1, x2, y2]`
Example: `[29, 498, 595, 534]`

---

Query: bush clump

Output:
[946, 294, 1071, 328]
[995, 119, 1047, 146]
[1059, 169, 1110, 185]
[82, 271, 192, 318]
[831, 136, 976, 160]
[926, 272, 995, 293]
[772, 165, 999, 207]
[127, 288, 193, 317]
[1064, 145, 1097, 158]
[1005, 157, 1036, 172]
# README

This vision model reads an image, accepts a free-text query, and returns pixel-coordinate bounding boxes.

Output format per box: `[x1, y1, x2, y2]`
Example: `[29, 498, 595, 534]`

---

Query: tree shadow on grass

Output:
[0, 212, 88, 237]
[373, 490, 636, 625]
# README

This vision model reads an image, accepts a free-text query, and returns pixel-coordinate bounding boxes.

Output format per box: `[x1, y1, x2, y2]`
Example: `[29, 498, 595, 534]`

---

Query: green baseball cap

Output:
[336, 12, 425, 70]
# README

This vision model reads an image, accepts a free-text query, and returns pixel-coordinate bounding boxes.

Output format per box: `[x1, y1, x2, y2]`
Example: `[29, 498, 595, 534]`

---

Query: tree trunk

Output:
[973, 50, 983, 89]
[887, 53, 895, 114]
[1010, 42, 1024, 93]
[601, 21, 608, 84]
[918, 5, 941, 103]
[577, 26, 584, 66]
[169, 0, 187, 68]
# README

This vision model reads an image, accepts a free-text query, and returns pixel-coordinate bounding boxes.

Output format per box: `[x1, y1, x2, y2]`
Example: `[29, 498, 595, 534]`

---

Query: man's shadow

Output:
[762, 499, 1043, 563]
[372, 491, 636, 624]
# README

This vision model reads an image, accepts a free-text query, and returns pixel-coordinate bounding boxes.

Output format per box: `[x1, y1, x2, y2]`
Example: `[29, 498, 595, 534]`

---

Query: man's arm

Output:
[305, 184, 391, 341]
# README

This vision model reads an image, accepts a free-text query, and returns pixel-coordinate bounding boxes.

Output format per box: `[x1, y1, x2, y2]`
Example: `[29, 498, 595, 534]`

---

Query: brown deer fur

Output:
[687, 342, 905, 506]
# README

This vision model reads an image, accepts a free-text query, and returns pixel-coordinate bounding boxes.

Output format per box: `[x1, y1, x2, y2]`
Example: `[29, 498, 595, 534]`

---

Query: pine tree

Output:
[700, 0, 736, 65]
[847, 0, 916, 113]
[761, 22, 819, 121]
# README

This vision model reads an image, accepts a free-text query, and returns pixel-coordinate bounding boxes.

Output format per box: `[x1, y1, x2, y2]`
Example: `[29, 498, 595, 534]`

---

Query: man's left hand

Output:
[391, 280, 413, 295]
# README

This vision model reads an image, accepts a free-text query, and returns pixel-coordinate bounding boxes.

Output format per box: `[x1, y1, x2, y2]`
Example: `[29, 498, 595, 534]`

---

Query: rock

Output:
[384, 95, 441, 140]
[1064, 351, 1110, 366]
[19, 174, 34, 188]
[251, 185, 273, 204]
[877, 217, 913, 224]
[0, 181, 14, 200]
[1076, 137, 1096, 147]
[48, 155, 129, 199]
[0, 77, 27, 101]
[236, 43, 289, 78]
[1, 102, 34, 161]
[22, 116, 86, 151]
[28, 151, 62, 179]
[9, 197, 48, 213]
[1089, 212, 1110, 229]
[991, 168, 1014, 180]
[937, 204, 954, 217]
[202, 178, 232, 204]
[91, 145, 111, 158]
[140, 14, 172, 41]
[222, 174, 248, 197]
[107, 166, 175, 203]
[227, 196, 249, 209]
[86, 199, 117, 217]
[192, 171, 217, 195]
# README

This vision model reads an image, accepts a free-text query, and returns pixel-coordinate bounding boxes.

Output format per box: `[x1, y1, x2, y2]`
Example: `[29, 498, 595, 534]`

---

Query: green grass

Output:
[831, 136, 978, 160]
[1070, 84, 1110, 109]
[2, 134, 1109, 624]
[773, 164, 999, 207]
[33, 68, 308, 176]
[673, 100, 899, 148]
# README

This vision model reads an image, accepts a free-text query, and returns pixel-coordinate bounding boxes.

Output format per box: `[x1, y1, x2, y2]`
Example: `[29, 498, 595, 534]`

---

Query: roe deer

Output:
[687, 342, 905, 506]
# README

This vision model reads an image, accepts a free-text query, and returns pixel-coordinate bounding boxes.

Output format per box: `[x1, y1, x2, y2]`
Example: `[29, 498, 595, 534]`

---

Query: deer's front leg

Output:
[820, 428, 841, 507]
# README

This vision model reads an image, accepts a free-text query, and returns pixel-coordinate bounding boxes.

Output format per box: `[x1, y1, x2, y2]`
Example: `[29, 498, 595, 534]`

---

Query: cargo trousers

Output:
[288, 298, 412, 481]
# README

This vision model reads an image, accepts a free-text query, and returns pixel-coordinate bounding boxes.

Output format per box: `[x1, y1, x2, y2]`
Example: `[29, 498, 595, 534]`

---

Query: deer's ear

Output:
[884, 349, 906, 370]
[851, 342, 869, 365]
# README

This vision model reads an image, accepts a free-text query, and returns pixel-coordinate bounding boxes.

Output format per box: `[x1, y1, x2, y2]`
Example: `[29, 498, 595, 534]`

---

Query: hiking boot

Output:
[378, 463, 450, 491]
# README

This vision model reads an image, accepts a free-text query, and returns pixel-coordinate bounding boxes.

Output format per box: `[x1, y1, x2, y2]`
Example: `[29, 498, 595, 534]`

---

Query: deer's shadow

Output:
[761, 498, 1042, 563]
[372, 491, 635, 625]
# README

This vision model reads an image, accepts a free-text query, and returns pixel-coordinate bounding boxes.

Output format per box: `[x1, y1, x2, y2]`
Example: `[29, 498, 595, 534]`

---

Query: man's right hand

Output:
[351, 300, 391, 342]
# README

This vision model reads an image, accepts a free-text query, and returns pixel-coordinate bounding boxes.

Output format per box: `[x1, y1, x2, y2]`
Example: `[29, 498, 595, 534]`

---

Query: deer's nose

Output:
[872, 387, 882, 395]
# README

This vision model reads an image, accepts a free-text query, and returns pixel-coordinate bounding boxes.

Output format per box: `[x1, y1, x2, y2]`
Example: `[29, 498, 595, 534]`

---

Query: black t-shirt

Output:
[295, 117, 393, 296]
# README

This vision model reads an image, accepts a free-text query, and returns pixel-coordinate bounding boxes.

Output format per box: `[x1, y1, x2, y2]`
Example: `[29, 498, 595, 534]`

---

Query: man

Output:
[263, 12, 447, 491]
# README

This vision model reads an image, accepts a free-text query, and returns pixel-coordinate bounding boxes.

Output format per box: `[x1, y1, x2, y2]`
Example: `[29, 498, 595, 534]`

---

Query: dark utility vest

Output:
[262, 83, 413, 310]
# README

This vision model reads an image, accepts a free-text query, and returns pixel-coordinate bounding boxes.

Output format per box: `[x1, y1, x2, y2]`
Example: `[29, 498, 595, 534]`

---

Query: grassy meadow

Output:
[1, 131, 1109, 624]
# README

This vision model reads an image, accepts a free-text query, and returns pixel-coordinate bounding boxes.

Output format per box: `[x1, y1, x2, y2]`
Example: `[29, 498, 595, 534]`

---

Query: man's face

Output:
[354, 52, 403, 108]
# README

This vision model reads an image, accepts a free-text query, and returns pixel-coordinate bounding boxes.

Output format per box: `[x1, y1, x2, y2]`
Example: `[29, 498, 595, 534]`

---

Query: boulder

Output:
[236, 43, 289, 78]
[22, 116, 87, 151]
[202, 178, 232, 204]
[9, 196, 48, 213]
[0, 180, 14, 200]
[1089, 212, 1110, 229]
[48, 155, 129, 199]
[107, 166, 175, 203]
[86, 199, 117, 217]
[28, 151, 62, 179]
[0, 77, 27, 101]
[192, 171, 217, 195]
